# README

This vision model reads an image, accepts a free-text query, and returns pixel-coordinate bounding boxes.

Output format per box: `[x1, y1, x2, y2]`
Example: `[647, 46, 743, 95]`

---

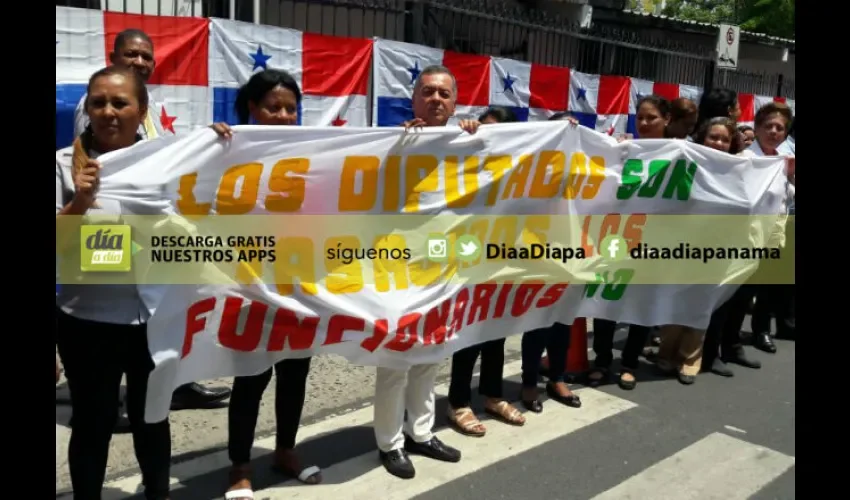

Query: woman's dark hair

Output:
[694, 116, 741, 155]
[548, 111, 576, 121]
[670, 98, 697, 122]
[697, 87, 738, 129]
[478, 106, 518, 123]
[235, 69, 302, 125]
[84, 65, 149, 113]
[637, 95, 671, 117]
[738, 124, 754, 133]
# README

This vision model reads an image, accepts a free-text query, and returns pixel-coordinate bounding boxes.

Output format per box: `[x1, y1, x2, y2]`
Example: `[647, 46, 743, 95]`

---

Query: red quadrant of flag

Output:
[652, 82, 680, 102]
[302, 34, 372, 96]
[442, 51, 491, 107]
[104, 12, 209, 87]
[529, 64, 570, 111]
[738, 93, 755, 122]
[597, 75, 631, 115]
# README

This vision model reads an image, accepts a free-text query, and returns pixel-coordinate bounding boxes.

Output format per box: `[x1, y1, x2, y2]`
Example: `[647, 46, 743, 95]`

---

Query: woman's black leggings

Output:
[55, 310, 171, 500]
[228, 357, 312, 465]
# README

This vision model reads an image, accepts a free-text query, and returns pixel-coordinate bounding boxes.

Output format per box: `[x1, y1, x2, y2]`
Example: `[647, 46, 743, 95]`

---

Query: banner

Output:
[74, 121, 789, 422]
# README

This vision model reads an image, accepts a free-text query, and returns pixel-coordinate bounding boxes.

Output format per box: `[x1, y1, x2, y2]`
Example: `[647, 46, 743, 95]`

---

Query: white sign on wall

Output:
[716, 24, 740, 69]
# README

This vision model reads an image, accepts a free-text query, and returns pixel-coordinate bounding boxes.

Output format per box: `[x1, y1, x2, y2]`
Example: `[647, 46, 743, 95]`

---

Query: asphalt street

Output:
[56, 319, 795, 499]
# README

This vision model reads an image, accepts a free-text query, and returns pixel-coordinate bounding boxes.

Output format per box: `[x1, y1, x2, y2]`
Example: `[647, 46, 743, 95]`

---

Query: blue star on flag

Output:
[577, 88, 587, 101]
[250, 45, 272, 71]
[407, 61, 420, 84]
[502, 73, 515, 93]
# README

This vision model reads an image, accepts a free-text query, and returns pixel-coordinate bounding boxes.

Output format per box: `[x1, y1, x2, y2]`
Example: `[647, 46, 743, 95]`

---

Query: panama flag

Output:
[566, 71, 632, 136]
[487, 56, 571, 122]
[208, 19, 372, 127]
[371, 38, 492, 126]
[56, 6, 211, 148]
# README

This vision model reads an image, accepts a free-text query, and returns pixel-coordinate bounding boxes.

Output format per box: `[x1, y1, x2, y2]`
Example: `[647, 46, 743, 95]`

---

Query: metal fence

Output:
[56, 0, 794, 98]
[715, 68, 795, 100]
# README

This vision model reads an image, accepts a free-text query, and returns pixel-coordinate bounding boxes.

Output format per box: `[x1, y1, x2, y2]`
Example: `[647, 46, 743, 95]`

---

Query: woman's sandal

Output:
[448, 406, 487, 437]
[225, 489, 254, 500]
[271, 450, 322, 485]
[224, 467, 254, 500]
[484, 400, 526, 426]
[618, 370, 637, 391]
[545, 382, 582, 408]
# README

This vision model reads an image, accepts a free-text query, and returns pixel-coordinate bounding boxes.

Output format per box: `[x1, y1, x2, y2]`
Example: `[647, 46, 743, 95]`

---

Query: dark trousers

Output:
[753, 216, 795, 337]
[521, 322, 571, 387]
[448, 338, 506, 408]
[752, 284, 795, 337]
[228, 357, 312, 465]
[55, 311, 171, 500]
[592, 319, 650, 371]
[702, 285, 752, 366]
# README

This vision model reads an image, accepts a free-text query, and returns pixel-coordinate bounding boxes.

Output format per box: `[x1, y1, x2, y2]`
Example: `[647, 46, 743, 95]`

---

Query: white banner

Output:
[88, 122, 788, 422]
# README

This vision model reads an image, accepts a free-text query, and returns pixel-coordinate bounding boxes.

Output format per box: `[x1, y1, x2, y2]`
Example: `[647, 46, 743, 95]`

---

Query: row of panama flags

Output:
[56, 6, 796, 148]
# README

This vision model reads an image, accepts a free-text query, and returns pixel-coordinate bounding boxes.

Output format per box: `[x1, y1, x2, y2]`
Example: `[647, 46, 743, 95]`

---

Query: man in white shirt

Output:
[375, 65, 481, 479]
[68, 28, 232, 410]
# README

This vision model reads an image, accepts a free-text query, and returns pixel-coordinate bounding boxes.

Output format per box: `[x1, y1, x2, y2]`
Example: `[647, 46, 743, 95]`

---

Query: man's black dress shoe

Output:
[171, 383, 231, 410]
[379, 449, 415, 479]
[751, 332, 777, 353]
[404, 435, 461, 463]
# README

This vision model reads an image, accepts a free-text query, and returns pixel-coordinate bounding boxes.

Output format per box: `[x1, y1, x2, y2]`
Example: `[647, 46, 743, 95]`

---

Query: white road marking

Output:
[62, 359, 522, 498]
[78, 357, 627, 499]
[261, 385, 636, 498]
[589, 432, 795, 500]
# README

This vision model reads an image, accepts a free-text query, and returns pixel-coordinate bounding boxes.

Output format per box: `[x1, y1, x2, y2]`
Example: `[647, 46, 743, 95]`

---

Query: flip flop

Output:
[273, 463, 322, 485]
[224, 488, 254, 500]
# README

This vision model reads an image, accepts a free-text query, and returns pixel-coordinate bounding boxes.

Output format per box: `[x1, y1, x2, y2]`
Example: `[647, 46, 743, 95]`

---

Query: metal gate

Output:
[56, 0, 794, 98]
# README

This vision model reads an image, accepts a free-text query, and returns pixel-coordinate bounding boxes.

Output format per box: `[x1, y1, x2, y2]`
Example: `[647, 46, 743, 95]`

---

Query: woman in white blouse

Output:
[56, 65, 230, 499]
[56, 65, 173, 500]
[737, 102, 796, 349]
